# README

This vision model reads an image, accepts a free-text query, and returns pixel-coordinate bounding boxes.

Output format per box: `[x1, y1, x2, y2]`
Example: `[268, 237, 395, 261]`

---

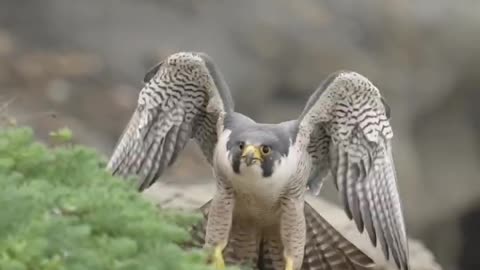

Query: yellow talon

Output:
[213, 245, 225, 270]
[285, 256, 294, 270]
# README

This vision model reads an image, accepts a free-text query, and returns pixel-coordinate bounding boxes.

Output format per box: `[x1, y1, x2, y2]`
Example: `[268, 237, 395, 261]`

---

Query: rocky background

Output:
[1, 1, 479, 269]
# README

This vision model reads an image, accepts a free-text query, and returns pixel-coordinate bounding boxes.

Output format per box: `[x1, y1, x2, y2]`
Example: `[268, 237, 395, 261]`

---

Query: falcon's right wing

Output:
[107, 52, 234, 191]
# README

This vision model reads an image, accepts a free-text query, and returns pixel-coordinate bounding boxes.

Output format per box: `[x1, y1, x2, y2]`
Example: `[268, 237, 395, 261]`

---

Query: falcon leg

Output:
[213, 242, 227, 270]
[205, 184, 235, 270]
[285, 257, 294, 270]
[280, 198, 306, 270]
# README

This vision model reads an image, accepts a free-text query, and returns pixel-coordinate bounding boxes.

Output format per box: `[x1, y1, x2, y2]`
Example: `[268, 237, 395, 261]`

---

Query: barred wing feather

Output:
[298, 71, 409, 270]
[107, 52, 233, 191]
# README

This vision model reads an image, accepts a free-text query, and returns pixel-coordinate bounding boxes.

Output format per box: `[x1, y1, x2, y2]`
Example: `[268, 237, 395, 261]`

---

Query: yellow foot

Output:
[213, 245, 225, 270]
[285, 256, 294, 270]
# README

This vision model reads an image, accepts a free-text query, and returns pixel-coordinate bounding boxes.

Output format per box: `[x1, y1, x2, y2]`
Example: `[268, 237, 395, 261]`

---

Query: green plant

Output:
[0, 126, 217, 270]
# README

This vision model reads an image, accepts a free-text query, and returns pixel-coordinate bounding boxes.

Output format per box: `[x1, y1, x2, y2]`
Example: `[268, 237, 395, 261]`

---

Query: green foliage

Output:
[49, 127, 73, 144]
[0, 126, 216, 270]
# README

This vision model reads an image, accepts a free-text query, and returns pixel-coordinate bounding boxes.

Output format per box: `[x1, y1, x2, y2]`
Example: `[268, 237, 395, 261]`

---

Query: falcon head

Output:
[225, 123, 295, 178]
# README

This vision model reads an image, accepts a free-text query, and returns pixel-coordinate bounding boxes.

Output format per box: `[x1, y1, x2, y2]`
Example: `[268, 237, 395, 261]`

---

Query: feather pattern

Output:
[297, 71, 409, 270]
[107, 52, 233, 190]
[301, 202, 375, 270]
[185, 200, 374, 270]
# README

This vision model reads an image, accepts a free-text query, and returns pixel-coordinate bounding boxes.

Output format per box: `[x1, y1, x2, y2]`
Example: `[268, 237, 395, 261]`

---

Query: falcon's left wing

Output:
[296, 71, 409, 270]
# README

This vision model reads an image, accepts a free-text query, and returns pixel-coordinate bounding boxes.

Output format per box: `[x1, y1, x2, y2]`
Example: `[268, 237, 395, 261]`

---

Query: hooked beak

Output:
[241, 145, 263, 166]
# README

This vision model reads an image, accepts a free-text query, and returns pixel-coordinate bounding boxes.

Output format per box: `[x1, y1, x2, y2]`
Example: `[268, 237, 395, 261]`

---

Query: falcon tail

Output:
[183, 201, 375, 270]
[300, 202, 375, 270]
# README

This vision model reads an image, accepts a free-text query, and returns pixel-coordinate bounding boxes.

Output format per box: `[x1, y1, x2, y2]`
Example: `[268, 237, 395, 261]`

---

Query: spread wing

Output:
[107, 52, 234, 191]
[296, 71, 409, 270]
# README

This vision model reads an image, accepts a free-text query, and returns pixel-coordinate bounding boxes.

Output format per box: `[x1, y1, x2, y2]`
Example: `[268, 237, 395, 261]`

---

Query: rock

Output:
[12, 51, 103, 83]
[143, 182, 443, 270]
[45, 78, 72, 104]
[0, 30, 14, 57]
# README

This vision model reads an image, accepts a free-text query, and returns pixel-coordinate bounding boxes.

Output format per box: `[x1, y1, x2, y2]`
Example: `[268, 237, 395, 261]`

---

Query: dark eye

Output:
[261, 145, 271, 155]
[238, 142, 244, 150]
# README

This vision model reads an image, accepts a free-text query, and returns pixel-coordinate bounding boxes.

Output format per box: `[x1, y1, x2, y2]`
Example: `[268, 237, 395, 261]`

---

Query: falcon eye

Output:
[238, 142, 244, 150]
[261, 145, 271, 155]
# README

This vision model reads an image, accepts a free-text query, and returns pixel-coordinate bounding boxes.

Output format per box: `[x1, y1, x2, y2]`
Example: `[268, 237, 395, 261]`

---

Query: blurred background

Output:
[1, 0, 479, 269]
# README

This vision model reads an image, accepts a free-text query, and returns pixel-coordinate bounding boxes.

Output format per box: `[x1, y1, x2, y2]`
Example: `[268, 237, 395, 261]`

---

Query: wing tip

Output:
[143, 61, 163, 83]
[332, 69, 372, 82]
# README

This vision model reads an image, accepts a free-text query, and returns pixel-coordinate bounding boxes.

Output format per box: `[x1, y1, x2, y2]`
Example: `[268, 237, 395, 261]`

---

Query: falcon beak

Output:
[241, 145, 263, 166]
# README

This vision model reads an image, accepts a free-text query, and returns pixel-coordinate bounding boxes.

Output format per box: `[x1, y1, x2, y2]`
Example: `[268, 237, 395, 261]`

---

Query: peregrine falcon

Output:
[107, 52, 409, 270]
